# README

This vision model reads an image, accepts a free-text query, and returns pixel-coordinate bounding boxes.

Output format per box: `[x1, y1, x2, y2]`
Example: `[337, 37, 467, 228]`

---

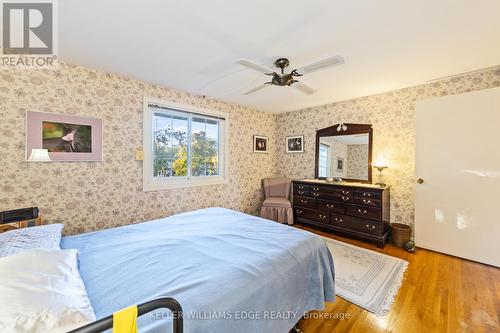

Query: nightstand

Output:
[0, 217, 43, 233]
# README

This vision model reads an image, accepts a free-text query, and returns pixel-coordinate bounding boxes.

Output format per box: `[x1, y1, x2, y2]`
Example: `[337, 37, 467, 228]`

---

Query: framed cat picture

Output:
[26, 111, 103, 162]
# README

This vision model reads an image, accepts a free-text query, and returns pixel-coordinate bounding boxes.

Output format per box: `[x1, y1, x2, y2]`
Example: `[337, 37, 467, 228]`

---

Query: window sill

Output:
[143, 177, 229, 192]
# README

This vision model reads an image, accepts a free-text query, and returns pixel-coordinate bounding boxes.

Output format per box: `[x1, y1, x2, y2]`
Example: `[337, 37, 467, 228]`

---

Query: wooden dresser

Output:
[292, 180, 390, 247]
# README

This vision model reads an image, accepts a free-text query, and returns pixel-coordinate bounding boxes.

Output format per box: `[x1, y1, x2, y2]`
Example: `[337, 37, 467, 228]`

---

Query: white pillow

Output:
[0, 223, 63, 258]
[0, 249, 96, 333]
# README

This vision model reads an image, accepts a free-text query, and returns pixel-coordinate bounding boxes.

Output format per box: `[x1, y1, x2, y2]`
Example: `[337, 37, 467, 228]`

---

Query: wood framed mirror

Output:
[314, 123, 373, 183]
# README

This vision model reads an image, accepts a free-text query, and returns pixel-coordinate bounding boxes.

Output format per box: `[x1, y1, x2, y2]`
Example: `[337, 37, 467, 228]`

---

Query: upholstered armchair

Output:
[260, 177, 293, 225]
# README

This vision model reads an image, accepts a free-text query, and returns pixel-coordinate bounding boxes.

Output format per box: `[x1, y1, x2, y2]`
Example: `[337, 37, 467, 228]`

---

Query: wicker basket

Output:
[390, 223, 412, 248]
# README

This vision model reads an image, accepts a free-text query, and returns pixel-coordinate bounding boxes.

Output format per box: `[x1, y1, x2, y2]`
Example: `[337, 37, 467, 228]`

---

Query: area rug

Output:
[322, 237, 408, 316]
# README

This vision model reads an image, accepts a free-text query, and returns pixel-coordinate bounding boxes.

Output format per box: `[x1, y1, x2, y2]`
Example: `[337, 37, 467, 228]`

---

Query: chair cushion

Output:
[263, 177, 291, 199]
[262, 197, 292, 208]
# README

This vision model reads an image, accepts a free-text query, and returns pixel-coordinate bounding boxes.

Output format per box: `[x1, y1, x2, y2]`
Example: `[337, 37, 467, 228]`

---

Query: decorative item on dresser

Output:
[292, 180, 390, 247]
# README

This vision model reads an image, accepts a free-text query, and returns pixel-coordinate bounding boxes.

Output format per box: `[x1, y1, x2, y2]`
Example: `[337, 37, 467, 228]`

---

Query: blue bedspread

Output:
[62, 208, 335, 333]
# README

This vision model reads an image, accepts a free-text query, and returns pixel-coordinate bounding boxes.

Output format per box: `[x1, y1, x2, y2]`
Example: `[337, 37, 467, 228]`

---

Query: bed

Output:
[62, 207, 335, 333]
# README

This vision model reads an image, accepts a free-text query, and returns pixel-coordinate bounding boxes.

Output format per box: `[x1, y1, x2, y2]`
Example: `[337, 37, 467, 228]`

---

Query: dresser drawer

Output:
[294, 207, 330, 224]
[333, 192, 352, 203]
[310, 185, 321, 192]
[331, 214, 347, 225]
[294, 195, 316, 209]
[336, 188, 353, 197]
[347, 204, 382, 221]
[331, 214, 384, 236]
[353, 197, 381, 207]
[312, 188, 352, 202]
[293, 183, 310, 196]
[310, 185, 321, 198]
[317, 199, 345, 214]
[354, 189, 382, 201]
[332, 188, 353, 202]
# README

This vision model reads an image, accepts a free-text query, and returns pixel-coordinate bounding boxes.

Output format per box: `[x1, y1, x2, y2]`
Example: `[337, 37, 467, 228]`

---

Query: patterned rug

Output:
[323, 237, 408, 316]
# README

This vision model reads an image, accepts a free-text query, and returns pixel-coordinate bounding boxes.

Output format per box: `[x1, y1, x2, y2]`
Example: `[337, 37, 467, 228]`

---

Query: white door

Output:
[415, 87, 500, 267]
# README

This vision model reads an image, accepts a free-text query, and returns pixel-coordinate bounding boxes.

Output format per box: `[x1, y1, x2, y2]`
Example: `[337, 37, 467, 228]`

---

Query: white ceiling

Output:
[59, 0, 500, 113]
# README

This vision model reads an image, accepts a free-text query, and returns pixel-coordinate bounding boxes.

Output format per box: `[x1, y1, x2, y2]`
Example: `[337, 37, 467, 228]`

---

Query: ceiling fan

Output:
[236, 55, 344, 95]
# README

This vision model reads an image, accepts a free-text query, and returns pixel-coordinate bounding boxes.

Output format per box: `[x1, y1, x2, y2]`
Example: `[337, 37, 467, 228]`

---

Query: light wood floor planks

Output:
[295, 226, 500, 333]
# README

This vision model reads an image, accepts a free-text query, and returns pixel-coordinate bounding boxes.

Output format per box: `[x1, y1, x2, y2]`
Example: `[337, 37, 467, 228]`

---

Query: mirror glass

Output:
[318, 134, 370, 180]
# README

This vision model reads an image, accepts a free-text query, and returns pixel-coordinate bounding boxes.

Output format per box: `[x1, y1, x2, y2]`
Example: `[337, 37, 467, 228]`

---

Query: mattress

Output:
[62, 207, 335, 333]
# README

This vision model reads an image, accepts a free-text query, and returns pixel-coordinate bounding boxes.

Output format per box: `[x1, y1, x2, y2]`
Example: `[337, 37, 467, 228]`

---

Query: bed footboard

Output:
[68, 297, 183, 333]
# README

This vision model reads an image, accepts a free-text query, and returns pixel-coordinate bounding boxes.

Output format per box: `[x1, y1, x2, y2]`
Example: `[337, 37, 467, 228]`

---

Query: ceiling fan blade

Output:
[296, 55, 344, 74]
[243, 84, 270, 95]
[236, 59, 274, 74]
[294, 82, 316, 95]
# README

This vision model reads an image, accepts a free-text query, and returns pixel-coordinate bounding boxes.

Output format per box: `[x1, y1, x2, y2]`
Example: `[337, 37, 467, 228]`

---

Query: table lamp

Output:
[28, 149, 51, 162]
[373, 165, 388, 187]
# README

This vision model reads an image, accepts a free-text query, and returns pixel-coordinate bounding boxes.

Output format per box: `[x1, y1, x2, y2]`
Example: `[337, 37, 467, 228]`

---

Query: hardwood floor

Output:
[295, 226, 500, 333]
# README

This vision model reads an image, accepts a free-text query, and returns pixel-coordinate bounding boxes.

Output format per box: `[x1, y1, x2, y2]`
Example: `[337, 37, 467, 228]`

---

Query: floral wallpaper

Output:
[319, 136, 347, 178]
[277, 67, 500, 231]
[1, 62, 499, 236]
[346, 144, 369, 180]
[0, 63, 278, 235]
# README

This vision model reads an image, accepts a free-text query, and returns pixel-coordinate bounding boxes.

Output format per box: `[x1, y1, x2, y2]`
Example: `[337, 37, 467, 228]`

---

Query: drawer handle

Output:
[363, 192, 372, 197]
[358, 209, 368, 215]
[326, 204, 334, 209]
[296, 209, 303, 214]
[298, 190, 305, 195]
[319, 214, 327, 220]
[342, 196, 350, 201]
[366, 224, 376, 230]
[334, 217, 343, 223]
[363, 199, 372, 204]
[300, 199, 308, 204]
[342, 190, 349, 195]
[313, 192, 320, 197]
[313, 187, 320, 191]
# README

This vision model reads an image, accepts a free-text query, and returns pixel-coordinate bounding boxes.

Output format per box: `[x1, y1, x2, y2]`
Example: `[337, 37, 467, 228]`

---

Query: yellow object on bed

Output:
[113, 305, 138, 333]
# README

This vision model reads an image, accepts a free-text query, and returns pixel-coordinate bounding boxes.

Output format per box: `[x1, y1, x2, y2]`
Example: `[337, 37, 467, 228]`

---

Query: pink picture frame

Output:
[26, 111, 103, 162]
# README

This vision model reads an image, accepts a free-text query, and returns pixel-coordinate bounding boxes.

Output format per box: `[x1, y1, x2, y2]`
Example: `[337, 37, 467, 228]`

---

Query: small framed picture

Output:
[26, 111, 103, 162]
[286, 135, 304, 153]
[336, 157, 344, 171]
[253, 135, 268, 153]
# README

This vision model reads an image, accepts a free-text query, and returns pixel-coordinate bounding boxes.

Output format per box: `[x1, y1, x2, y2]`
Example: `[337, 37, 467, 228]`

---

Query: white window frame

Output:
[319, 143, 331, 177]
[143, 97, 229, 191]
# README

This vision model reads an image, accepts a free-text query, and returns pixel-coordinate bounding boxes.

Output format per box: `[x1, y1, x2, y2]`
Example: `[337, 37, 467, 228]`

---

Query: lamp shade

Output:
[28, 149, 51, 162]
[373, 165, 388, 171]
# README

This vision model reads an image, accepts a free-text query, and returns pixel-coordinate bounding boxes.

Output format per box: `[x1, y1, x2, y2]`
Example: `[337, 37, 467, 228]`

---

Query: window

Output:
[143, 98, 229, 191]
[318, 143, 331, 177]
